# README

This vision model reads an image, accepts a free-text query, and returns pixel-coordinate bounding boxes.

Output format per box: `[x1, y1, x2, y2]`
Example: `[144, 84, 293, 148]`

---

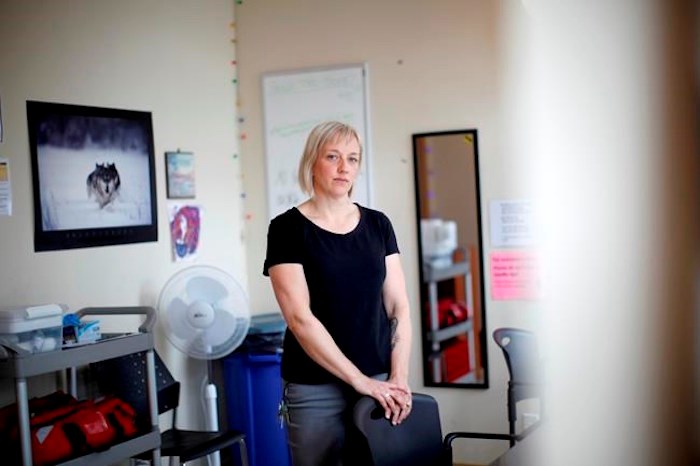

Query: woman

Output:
[263, 121, 413, 465]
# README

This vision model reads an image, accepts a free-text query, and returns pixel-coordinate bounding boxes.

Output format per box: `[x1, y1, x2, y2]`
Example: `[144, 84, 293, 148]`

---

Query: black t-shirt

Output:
[263, 204, 400, 384]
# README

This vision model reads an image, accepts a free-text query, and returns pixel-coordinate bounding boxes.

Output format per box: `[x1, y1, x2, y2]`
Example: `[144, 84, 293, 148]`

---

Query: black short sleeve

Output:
[379, 211, 400, 256]
[263, 209, 303, 276]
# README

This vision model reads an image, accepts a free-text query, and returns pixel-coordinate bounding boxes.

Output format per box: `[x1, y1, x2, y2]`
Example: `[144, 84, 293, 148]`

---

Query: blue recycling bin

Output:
[224, 314, 291, 466]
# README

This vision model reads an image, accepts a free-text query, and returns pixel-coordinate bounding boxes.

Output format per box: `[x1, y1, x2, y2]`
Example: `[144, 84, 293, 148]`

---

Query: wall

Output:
[3, 2, 694, 465]
[0, 0, 244, 431]
[235, 0, 539, 463]
[504, 1, 699, 465]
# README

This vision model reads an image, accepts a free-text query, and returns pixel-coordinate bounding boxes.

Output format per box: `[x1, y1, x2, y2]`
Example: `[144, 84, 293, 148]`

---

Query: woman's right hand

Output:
[351, 375, 410, 425]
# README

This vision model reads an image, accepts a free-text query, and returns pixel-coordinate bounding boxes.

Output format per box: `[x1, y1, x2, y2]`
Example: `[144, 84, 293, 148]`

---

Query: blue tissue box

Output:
[63, 314, 101, 346]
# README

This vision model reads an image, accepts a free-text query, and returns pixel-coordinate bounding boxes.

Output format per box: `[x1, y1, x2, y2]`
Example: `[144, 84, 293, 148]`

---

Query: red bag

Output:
[3, 393, 139, 465]
[68, 400, 115, 450]
[30, 423, 74, 465]
[29, 401, 91, 465]
[434, 298, 471, 328]
[1, 391, 79, 464]
[94, 396, 139, 440]
[31, 397, 140, 464]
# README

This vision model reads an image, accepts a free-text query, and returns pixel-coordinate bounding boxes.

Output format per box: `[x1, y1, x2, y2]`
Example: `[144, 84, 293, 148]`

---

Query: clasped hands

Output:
[356, 376, 412, 426]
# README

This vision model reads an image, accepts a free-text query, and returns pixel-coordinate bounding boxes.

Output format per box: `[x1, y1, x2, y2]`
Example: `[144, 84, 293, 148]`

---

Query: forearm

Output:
[286, 309, 365, 388]
[269, 265, 362, 385]
[382, 254, 413, 384]
[388, 305, 412, 383]
[269, 263, 406, 404]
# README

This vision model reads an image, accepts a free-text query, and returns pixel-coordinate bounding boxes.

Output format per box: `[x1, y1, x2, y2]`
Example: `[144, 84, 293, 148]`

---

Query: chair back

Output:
[93, 351, 180, 428]
[353, 393, 446, 466]
[493, 328, 540, 388]
[493, 327, 542, 446]
[96, 351, 249, 466]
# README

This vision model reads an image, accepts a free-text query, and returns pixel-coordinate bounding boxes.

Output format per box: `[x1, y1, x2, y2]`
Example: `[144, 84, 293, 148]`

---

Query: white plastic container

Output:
[0, 304, 65, 353]
[420, 218, 458, 267]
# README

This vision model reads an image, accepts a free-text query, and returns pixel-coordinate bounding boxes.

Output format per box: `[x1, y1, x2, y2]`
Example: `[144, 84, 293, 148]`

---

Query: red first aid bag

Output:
[34, 397, 140, 464]
[29, 401, 94, 465]
[94, 396, 139, 441]
[4, 393, 139, 465]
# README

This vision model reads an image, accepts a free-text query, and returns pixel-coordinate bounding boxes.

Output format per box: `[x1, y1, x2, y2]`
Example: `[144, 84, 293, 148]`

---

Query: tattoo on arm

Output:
[390, 317, 399, 349]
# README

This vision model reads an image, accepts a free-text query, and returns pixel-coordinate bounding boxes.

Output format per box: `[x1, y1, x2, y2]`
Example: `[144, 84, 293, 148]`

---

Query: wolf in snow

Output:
[86, 163, 121, 208]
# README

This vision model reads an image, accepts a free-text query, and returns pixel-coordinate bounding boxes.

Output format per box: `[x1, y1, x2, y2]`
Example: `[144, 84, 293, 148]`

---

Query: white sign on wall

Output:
[489, 199, 535, 247]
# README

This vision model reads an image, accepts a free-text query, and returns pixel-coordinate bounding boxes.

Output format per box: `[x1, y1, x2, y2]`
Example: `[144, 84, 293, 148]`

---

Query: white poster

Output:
[489, 199, 535, 247]
[262, 64, 371, 220]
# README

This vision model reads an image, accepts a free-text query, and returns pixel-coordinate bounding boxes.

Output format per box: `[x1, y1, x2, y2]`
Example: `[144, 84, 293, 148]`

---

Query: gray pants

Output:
[281, 375, 386, 466]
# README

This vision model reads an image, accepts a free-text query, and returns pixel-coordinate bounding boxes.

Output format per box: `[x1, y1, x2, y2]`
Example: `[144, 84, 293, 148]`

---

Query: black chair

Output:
[490, 327, 542, 446]
[353, 393, 449, 466]
[95, 351, 249, 466]
[353, 328, 542, 465]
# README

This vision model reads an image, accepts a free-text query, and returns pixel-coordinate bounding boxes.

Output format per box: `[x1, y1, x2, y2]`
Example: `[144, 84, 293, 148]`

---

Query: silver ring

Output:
[383, 392, 391, 398]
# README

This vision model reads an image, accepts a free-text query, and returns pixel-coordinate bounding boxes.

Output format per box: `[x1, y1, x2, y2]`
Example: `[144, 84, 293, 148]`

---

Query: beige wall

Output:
[236, 2, 700, 465]
[0, 1, 568, 465]
[235, 0, 538, 463]
[0, 0, 244, 431]
[2, 1, 696, 466]
[506, 1, 699, 465]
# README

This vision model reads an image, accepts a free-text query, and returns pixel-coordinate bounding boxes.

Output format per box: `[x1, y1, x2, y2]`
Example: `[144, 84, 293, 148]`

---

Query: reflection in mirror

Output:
[412, 130, 488, 388]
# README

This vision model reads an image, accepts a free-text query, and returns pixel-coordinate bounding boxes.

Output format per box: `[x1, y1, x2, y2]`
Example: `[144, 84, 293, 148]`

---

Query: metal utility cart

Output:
[0, 307, 162, 466]
[423, 259, 477, 383]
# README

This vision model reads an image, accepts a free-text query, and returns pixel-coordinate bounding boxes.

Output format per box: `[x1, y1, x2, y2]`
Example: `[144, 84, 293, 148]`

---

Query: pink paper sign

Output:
[490, 251, 541, 300]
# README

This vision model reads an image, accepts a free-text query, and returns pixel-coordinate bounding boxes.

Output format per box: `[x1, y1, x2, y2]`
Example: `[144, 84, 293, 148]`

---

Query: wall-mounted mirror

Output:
[412, 129, 488, 388]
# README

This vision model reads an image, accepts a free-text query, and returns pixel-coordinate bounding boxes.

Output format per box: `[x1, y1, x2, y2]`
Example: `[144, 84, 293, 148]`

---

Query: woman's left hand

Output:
[387, 376, 412, 425]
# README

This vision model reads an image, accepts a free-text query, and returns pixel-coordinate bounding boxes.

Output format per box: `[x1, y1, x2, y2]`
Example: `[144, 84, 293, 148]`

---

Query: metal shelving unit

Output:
[423, 261, 477, 383]
[0, 307, 162, 466]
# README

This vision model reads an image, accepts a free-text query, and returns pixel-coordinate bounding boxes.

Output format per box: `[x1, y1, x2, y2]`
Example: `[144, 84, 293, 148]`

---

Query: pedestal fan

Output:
[158, 265, 251, 466]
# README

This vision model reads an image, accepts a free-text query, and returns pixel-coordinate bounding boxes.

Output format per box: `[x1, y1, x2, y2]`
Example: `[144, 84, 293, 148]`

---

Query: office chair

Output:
[353, 393, 449, 466]
[353, 328, 542, 466]
[94, 351, 249, 466]
[490, 327, 542, 446]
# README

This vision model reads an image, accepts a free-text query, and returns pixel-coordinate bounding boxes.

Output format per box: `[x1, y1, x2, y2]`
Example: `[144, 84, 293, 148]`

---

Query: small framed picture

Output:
[165, 151, 195, 199]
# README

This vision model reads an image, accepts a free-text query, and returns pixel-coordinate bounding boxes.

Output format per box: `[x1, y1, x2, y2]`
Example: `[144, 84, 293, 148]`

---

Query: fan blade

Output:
[159, 265, 251, 359]
[186, 275, 228, 302]
[216, 294, 248, 316]
[166, 297, 192, 340]
[202, 307, 237, 347]
[187, 330, 209, 359]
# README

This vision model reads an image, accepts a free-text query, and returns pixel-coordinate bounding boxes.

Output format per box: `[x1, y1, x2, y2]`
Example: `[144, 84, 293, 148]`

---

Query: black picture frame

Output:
[412, 129, 489, 389]
[27, 101, 158, 252]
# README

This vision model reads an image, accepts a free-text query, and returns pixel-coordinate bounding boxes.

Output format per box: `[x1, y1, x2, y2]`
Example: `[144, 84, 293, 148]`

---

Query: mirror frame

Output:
[412, 129, 489, 389]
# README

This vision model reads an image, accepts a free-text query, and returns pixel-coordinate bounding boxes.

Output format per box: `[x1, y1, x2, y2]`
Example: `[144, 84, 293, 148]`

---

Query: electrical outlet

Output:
[522, 412, 540, 429]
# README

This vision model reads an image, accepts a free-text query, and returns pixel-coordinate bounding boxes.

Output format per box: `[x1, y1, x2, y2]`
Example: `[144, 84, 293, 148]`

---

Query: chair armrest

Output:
[444, 419, 542, 448]
[515, 420, 541, 440]
[444, 431, 514, 447]
[442, 432, 514, 466]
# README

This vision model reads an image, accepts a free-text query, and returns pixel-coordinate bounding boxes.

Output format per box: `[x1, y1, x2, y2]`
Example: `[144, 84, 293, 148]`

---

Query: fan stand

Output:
[157, 265, 252, 466]
[204, 351, 221, 466]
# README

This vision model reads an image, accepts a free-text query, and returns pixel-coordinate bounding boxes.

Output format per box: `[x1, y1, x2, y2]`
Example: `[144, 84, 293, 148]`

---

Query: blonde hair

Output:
[298, 121, 363, 196]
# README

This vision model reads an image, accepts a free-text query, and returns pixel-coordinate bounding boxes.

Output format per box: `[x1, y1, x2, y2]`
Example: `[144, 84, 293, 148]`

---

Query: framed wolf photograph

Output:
[27, 101, 158, 251]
